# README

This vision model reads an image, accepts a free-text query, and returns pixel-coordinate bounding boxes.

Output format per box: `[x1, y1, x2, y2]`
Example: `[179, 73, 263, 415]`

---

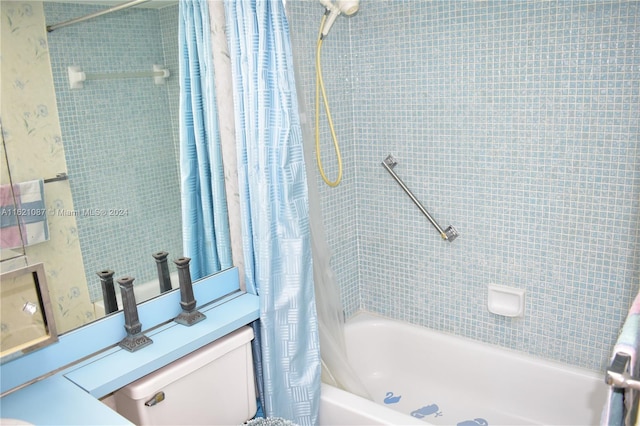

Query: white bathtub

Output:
[319, 312, 608, 426]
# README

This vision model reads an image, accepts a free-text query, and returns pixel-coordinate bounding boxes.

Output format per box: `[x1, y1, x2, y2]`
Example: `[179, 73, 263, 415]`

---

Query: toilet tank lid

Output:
[116, 326, 254, 399]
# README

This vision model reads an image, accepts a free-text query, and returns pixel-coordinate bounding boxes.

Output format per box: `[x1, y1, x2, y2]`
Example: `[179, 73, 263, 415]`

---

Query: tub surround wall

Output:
[288, 1, 640, 371]
[289, 1, 361, 316]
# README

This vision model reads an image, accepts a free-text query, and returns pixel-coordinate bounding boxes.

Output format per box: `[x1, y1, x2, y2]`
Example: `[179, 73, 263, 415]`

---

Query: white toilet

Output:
[113, 326, 257, 425]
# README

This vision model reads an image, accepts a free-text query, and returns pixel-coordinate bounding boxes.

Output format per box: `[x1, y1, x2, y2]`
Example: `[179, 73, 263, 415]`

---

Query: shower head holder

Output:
[319, 0, 360, 38]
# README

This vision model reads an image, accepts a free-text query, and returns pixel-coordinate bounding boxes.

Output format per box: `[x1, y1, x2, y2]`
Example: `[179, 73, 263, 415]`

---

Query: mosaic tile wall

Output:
[44, 3, 182, 302]
[288, 0, 640, 371]
[159, 5, 181, 163]
[289, 0, 361, 317]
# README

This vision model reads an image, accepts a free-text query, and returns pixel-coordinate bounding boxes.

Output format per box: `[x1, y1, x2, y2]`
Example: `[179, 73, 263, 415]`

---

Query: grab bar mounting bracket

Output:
[383, 154, 398, 170]
[443, 225, 459, 242]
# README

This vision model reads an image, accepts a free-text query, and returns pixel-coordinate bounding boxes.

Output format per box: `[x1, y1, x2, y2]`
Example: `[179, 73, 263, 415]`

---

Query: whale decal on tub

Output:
[383, 392, 401, 404]
[410, 404, 442, 418]
[408, 403, 488, 425]
[457, 418, 488, 426]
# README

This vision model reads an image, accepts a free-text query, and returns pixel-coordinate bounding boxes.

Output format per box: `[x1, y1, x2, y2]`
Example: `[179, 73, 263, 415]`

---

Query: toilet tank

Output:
[114, 326, 257, 425]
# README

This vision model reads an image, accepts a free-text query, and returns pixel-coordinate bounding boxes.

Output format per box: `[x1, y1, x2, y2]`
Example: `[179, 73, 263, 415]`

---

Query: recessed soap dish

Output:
[487, 285, 525, 317]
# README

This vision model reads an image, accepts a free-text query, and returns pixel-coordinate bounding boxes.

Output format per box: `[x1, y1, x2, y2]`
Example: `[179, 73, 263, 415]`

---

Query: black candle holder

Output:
[117, 276, 153, 352]
[97, 269, 118, 315]
[152, 251, 173, 294]
[173, 257, 206, 326]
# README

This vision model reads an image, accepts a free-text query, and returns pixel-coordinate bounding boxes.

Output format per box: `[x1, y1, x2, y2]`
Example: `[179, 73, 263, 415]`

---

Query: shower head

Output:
[319, 0, 360, 38]
[336, 0, 359, 15]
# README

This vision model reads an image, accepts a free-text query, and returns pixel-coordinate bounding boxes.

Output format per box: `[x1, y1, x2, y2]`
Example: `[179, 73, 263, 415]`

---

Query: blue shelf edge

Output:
[1, 267, 243, 395]
[64, 291, 259, 398]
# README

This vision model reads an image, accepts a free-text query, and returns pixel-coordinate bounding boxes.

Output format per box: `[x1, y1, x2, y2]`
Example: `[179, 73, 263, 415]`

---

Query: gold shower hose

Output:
[315, 14, 343, 187]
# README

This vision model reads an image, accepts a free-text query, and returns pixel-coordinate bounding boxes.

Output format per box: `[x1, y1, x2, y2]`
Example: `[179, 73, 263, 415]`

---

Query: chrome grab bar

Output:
[381, 155, 458, 242]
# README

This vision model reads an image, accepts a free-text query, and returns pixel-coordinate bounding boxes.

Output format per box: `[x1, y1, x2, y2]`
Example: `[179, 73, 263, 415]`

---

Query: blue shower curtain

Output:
[224, 1, 321, 424]
[179, 0, 232, 280]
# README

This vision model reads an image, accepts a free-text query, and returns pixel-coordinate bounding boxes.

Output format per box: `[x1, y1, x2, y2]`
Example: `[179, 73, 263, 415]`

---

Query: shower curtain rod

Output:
[46, 0, 151, 32]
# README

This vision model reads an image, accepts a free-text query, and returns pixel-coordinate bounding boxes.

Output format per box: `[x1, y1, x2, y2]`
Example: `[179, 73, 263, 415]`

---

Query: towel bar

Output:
[606, 353, 640, 391]
[381, 155, 458, 242]
[44, 173, 69, 184]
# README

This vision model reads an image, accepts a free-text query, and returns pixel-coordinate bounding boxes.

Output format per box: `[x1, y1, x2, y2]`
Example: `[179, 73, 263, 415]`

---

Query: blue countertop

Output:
[0, 375, 131, 425]
[0, 268, 259, 425]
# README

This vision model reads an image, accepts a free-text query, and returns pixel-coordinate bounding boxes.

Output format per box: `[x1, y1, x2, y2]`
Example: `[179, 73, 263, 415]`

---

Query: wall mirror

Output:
[0, 263, 58, 364]
[0, 0, 231, 335]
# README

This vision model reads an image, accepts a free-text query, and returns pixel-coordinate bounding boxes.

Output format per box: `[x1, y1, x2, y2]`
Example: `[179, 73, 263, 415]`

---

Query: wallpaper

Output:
[0, 1, 94, 335]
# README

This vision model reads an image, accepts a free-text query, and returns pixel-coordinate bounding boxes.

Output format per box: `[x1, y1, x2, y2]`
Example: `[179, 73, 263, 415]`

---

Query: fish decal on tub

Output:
[410, 404, 442, 418]
[457, 418, 488, 426]
[383, 392, 401, 404]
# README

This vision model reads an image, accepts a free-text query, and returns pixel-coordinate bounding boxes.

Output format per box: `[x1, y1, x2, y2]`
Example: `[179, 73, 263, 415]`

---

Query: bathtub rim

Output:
[341, 310, 606, 425]
[320, 311, 606, 425]
[319, 382, 426, 426]
[346, 309, 604, 379]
